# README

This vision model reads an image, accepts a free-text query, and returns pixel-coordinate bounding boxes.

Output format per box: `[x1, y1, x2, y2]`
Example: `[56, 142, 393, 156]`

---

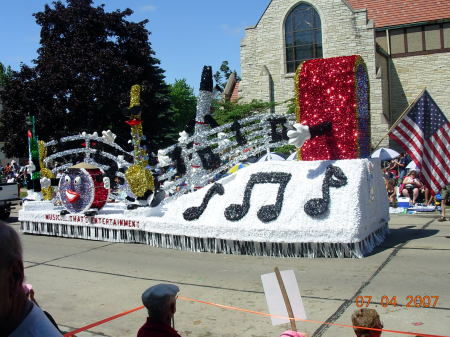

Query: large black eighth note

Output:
[183, 183, 224, 221]
[224, 172, 292, 223]
[304, 165, 347, 217]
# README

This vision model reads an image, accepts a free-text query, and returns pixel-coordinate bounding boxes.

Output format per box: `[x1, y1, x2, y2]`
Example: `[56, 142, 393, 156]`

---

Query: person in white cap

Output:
[137, 283, 181, 337]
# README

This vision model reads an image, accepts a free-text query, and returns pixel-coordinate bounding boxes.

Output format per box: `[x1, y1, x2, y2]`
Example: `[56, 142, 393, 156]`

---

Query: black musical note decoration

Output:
[197, 146, 222, 170]
[224, 172, 292, 223]
[183, 183, 225, 221]
[230, 120, 247, 145]
[170, 146, 186, 175]
[304, 165, 347, 217]
[268, 117, 289, 142]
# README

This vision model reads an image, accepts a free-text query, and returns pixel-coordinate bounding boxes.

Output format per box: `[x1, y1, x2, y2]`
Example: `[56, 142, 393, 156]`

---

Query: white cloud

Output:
[139, 4, 157, 12]
[220, 24, 244, 36]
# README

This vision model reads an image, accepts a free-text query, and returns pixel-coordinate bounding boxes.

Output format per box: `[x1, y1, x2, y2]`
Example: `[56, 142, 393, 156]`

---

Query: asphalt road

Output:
[7, 206, 450, 337]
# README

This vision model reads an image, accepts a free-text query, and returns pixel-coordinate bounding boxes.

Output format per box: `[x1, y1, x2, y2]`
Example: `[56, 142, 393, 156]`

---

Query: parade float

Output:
[19, 56, 389, 258]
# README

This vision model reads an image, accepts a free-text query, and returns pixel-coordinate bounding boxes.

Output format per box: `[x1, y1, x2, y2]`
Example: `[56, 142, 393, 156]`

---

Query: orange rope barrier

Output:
[63, 296, 449, 337]
[64, 305, 144, 337]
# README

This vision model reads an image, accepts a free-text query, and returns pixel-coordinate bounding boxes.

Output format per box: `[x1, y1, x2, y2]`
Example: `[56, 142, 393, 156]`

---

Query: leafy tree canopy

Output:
[0, 0, 175, 158]
[212, 99, 277, 125]
[168, 79, 197, 133]
[213, 61, 241, 90]
[0, 63, 13, 87]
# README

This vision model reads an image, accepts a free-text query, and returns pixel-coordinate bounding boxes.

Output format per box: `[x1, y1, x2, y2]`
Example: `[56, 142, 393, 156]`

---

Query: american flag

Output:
[389, 90, 450, 194]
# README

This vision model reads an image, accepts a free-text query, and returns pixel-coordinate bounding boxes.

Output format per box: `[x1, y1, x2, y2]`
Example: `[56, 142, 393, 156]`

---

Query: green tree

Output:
[0, 63, 12, 86]
[0, 0, 174, 158]
[168, 79, 197, 133]
[213, 61, 241, 90]
[212, 99, 276, 125]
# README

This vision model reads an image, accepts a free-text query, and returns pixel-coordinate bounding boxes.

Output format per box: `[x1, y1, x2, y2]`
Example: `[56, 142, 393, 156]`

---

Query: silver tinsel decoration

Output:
[43, 133, 133, 176]
[158, 113, 295, 202]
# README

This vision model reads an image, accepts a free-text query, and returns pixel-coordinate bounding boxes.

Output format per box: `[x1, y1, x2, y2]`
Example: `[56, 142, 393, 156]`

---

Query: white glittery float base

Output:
[19, 159, 389, 258]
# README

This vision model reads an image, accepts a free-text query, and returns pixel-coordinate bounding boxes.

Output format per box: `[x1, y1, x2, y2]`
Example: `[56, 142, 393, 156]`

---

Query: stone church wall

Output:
[240, 0, 389, 147]
[389, 52, 450, 123]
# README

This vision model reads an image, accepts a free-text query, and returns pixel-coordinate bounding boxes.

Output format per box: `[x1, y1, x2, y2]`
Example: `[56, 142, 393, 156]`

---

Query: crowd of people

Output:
[1, 221, 387, 337]
[382, 153, 449, 222]
[0, 161, 29, 186]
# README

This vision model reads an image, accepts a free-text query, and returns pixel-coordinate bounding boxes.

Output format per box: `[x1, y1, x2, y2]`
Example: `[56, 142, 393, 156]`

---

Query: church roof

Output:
[346, 0, 450, 28]
[254, 1, 450, 29]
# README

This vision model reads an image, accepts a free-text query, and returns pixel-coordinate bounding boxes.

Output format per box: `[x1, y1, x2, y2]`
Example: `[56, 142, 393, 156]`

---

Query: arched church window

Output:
[285, 3, 322, 73]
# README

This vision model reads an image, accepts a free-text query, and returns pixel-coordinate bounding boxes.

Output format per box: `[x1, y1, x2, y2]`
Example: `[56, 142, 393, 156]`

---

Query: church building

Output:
[239, 0, 450, 147]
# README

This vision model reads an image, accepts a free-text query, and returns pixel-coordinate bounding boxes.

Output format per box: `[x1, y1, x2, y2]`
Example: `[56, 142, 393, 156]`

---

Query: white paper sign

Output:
[261, 270, 307, 326]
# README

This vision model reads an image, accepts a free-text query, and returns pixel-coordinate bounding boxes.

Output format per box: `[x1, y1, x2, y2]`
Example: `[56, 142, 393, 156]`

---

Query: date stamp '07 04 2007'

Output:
[355, 296, 440, 308]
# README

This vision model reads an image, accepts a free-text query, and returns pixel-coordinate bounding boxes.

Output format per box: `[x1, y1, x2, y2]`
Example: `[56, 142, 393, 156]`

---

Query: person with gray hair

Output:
[0, 222, 62, 337]
[137, 283, 182, 337]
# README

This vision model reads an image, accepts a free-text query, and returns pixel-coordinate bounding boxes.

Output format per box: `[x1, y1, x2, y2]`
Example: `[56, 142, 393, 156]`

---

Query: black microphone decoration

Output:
[224, 172, 292, 223]
[183, 183, 225, 221]
[304, 165, 347, 217]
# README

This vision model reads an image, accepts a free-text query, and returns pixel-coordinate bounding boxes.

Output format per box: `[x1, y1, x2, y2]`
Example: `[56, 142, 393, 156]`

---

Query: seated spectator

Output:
[138, 283, 181, 337]
[351, 308, 382, 337]
[420, 185, 432, 206]
[0, 222, 62, 337]
[385, 178, 397, 205]
[401, 170, 423, 205]
[387, 160, 398, 179]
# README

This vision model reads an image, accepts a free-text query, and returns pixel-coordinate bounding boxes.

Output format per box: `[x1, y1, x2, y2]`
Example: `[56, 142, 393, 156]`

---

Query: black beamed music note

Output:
[183, 183, 225, 221]
[224, 172, 292, 223]
[304, 165, 347, 217]
[268, 117, 289, 143]
[230, 120, 247, 145]
[196, 146, 222, 170]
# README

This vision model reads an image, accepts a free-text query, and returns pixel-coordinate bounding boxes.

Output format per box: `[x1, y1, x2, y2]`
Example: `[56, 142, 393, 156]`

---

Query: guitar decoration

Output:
[304, 165, 347, 217]
[183, 183, 225, 221]
[224, 172, 292, 223]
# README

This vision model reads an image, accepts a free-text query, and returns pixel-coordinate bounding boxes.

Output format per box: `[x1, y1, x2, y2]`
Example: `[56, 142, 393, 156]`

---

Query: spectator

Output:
[138, 283, 181, 337]
[385, 178, 397, 205]
[11, 161, 19, 174]
[396, 153, 408, 180]
[3, 163, 12, 176]
[401, 170, 423, 205]
[351, 308, 382, 337]
[438, 184, 450, 222]
[0, 222, 62, 337]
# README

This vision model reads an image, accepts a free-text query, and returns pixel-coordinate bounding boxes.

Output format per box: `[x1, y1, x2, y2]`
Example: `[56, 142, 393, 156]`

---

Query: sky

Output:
[0, 0, 270, 91]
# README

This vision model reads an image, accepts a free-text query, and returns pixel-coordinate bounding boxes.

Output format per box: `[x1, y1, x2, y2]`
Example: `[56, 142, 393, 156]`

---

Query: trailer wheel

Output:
[0, 210, 10, 220]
